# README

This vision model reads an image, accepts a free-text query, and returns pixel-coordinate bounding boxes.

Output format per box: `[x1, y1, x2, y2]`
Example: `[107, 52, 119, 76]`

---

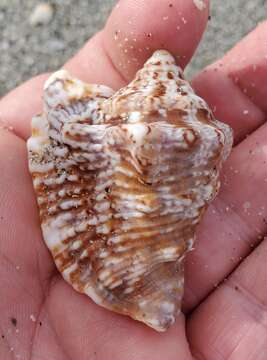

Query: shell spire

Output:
[27, 50, 233, 331]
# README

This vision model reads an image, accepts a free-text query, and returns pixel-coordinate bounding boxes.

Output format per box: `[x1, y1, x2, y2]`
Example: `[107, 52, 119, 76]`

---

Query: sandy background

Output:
[0, 0, 267, 97]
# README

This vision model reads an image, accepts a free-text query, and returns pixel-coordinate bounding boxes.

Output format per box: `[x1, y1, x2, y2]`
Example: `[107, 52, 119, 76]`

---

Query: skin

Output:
[0, 0, 267, 358]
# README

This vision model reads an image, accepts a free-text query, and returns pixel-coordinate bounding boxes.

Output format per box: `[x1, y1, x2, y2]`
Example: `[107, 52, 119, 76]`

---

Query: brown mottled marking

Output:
[63, 78, 75, 89]
[153, 83, 166, 98]
[183, 129, 198, 147]
[167, 110, 188, 126]
[197, 108, 212, 124]
[32, 127, 42, 137]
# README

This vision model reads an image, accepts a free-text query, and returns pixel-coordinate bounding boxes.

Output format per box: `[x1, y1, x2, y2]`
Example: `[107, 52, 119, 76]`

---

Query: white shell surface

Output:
[27, 50, 233, 331]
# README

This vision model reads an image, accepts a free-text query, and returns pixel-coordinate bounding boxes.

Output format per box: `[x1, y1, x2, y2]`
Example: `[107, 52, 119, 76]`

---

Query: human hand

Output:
[1, 1, 267, 359]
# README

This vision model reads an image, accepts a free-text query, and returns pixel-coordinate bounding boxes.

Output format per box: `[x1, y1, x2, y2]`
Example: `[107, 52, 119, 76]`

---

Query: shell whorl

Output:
[27, 50, 233, 331]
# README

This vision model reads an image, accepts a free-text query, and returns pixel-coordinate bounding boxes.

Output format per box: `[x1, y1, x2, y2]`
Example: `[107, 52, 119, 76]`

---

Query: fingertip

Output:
[192, 20, 267, 144]
[104, 0, 209, 79]
[223, 20, 267, 113]
[64, 32, 127, 88]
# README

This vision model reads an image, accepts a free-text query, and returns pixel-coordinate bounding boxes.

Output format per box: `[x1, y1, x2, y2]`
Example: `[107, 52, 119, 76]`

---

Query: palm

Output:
[0, 135, 191, 357]
[1, 1, 267, 359]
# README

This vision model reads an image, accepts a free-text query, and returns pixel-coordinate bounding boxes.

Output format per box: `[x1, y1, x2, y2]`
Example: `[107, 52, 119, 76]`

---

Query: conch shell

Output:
[27, 50, 233, 331]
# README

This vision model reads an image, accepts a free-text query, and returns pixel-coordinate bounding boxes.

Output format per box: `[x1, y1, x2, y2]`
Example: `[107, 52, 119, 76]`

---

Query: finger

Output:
[187, 238, 267, 359]
[184, 121, 267, 311]
[0, 128, 52, 277]
[0, 128, 54, 356]
[192, 21, 267, 144]
[45, 278, 192, 360]
[0, 0, 209, 141]
[66, 0, 209, 82]
[0, 73, 49, 139]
